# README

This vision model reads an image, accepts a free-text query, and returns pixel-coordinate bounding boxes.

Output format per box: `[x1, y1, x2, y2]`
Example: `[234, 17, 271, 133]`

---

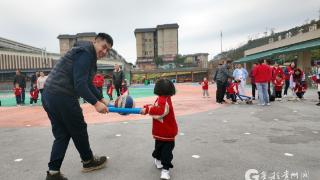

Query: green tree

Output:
[174, 54, 186, 66]
[154, 56, 164, 67]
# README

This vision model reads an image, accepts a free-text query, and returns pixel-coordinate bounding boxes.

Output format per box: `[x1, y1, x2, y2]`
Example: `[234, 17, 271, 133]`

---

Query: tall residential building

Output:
[57, 32, 132, 80]
[134, 23, 179, 70]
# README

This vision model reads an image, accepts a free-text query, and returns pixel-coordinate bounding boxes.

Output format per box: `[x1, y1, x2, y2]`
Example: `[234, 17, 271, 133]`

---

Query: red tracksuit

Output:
[272, 67, 284, 80]
[226, 82, 238, 94]
[146, 96, 178, 141]
[252, 64, 272, 83]
[273, 78, 284, 92]
[30, 87, 39, 104]
[201, 80, 208, 90]
[92, 74, 105, 88]
[13, 87, 22, 96]
[145, 96, 178, 170]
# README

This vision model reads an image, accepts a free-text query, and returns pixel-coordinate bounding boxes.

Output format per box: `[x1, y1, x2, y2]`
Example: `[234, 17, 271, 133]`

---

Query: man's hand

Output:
[99, 98, 109, 106]
[94, 101, 108, 114]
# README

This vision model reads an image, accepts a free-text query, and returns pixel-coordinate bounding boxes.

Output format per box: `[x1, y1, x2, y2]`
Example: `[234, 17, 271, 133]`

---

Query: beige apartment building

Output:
[0, 37, 60, 83]
[134, 23, 179, 70]
[58, 32, 132, 80]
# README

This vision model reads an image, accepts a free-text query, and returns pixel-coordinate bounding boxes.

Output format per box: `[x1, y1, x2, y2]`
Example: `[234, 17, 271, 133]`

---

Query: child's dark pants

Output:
[42, 90, 93, 171]
[152, 140, 175, 170]
[275, 91, 282, 98]
[30, 98, 38, 104]
[15, 95, 21, 105]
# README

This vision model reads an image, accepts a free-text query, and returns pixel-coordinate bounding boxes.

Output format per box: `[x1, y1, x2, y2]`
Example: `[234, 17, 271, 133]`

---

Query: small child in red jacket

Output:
[30, 84, 39, 105]
[294, 81, 307, 100]
[13, 83, 22, 106]
[106, 80, 113, 101]
[226, 78, 239, 104]
[273, 74, 284, 101]
[201, 77, 210, 98]
[141, 79, 178, 180]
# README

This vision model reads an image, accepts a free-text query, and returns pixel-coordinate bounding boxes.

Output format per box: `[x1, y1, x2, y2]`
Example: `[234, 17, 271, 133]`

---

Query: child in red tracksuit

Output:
[294, 81, 306, 99]
[13, 83, 22, 106]
[121, 79, 129, 95]
[273, 74, 284, 100]
[141, 79, 178, 180]
[106, 80, 113, 100]
[226, 78, 239, 104]
[201, 77, 209, 98]
[30, 84, 39, 105]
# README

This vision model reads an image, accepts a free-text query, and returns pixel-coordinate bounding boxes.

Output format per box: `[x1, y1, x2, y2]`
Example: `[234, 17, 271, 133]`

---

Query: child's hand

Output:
[140, 108, 147, 115]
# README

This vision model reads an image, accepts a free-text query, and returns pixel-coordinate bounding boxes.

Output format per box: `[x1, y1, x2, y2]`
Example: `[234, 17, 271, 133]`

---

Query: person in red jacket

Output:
[284, 62, 295, 96]
[272, 62, 284, 81]
[294, 81, 306, 100]
[273, 74, 284, 101]
[106, 80, 113, 101]
[226, 78, 239, 104]
[201, 77, 209, 98]
[141, 79, 178, 180]
[30, 84, 40, 105]
[92, 73, 105, 96]
[13, 83, 22, 106]
[252, 59, 272, 106]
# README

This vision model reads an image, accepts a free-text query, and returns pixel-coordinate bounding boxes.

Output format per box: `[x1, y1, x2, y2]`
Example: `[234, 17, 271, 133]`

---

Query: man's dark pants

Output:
[284, 80, 290, 95]
[115, 84, 122, 97]
[21, 88, 25, 104]
[216, 80, 227, 103]
[42, 90, 93, 171]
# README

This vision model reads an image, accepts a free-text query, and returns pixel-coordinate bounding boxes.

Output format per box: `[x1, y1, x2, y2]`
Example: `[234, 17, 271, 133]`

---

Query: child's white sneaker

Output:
[160, 169, 170, 180]
[154, 159, 163, 169]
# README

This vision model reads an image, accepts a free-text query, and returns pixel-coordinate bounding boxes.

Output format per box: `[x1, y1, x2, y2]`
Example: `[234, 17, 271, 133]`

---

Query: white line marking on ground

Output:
[122, 122, 128, 124]
[179, 133, 185, 136]
[273, 118, 279, 121]
[223, 120, 228, 123]
[115, 134, 121, 137]
[312, 131, 319, 134]
[293, 110, 298, 113]
[14, 158, 23, 162]
[284, 153, 294, 157]
[191, 155, 200, 159]
[244, 132, 251, 135]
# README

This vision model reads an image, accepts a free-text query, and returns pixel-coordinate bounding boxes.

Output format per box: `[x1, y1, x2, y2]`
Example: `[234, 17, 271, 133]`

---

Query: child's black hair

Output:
[154, 78, 176, 96]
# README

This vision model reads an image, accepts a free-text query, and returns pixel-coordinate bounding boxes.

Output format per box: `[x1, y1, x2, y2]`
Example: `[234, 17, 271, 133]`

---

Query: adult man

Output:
[253, 59, 272, 106]
[213, 61, 233, 104]
[42, 33, 113, 180]
[30, 71, 40, 88]
[233, 64, 248, 95]
[112, 64, 124, 97]
[13, 69, 26, 104]
[284, 62, 295, 97]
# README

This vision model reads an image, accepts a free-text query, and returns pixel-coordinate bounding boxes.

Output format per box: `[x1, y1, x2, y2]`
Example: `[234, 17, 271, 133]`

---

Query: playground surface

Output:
[0, 84, 320, 180]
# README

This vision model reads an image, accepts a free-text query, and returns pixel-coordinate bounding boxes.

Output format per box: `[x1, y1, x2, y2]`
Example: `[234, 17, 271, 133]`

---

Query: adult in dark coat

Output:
[43, 33, 113, 180]
[13, 69, 26, 104]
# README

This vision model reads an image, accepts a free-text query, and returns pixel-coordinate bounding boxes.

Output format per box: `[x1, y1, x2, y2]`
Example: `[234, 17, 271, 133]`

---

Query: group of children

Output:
[13, 83, 39, 106]
[105, 79, 128, 101]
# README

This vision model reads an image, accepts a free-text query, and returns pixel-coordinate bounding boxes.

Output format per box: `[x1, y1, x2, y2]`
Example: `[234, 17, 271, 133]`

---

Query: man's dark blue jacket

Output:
[45, 41, 103, 105]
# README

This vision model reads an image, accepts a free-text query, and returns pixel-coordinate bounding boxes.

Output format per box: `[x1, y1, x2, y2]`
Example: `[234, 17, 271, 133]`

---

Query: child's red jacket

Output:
[30, 87, 39, 100]
[201, 80, 208, 90]
[13, 87, 22, 96]
[92, 74, 105, 88]
[226, 82, 238, 94]
[273, 78, 284, 91]
[145, 96, 178, 141]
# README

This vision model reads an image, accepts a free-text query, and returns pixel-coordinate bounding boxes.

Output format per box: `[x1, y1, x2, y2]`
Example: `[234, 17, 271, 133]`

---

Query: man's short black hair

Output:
[95, 33, 113, 47]
[154, 78, 176, 96]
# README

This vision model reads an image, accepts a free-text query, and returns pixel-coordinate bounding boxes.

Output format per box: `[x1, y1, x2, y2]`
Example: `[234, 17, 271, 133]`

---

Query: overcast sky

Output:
[0, 0, 319, 63]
